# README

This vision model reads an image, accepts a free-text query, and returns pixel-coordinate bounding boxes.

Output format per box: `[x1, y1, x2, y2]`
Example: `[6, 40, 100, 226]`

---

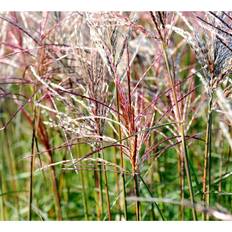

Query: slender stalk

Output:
[93, 165, 101, 220]
[49, 164, 62, 220]
[132, 130, 140, 221]
[149, 133, 156, 220]
[162, 43, 197, 220]
[102, 158, 112, 220]
[29, 97, 37, 220]
[97, 152, 104, 219]
[96, 117, 111, 220]
[116, 88, 128, 220]
[112, 134, 122, 219]
[133, 172, 140, 221]
[217, 147, 223, 204]
[77, 144, 89, 220]
[139, 175, 165, 220]
[202, 93, 213, 220]
[96, 125, 111, 220]
[180, 125, 197, 220]
[178, 148, 185, 220]
[126, 46, 140, 220]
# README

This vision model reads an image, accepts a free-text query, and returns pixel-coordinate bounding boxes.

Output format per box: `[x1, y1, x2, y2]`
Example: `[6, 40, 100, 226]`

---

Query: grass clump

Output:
[0, 11, 232, 221]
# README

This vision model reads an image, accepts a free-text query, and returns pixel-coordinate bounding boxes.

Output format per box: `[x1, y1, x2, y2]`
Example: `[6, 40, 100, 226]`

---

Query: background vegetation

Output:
[0, 12, 232, 221]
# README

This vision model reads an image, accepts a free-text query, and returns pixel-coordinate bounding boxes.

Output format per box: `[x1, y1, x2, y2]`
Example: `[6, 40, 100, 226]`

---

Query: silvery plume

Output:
[170, 12, 232, 86]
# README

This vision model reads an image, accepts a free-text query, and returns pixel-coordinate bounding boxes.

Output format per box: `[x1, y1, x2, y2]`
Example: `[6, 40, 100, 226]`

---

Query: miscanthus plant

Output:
[0, 11, 231, 221]
[170, 11, 232, 220]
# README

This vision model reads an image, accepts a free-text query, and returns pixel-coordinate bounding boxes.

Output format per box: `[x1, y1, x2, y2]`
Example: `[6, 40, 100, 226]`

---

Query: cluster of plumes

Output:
[171, 12, 232, 88]
[150, 11, 168, 42]
[196, 12, 232, 81]
[0, 12, 113, 144]
[3, 11, 230, 173]
[46, 13, 113, 145]
[80, 50, 110, 137]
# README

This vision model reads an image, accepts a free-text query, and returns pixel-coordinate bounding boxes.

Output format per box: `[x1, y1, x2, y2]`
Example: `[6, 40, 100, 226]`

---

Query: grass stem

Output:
[161, 42, 197, 220]
[202, 93, 213, 220]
